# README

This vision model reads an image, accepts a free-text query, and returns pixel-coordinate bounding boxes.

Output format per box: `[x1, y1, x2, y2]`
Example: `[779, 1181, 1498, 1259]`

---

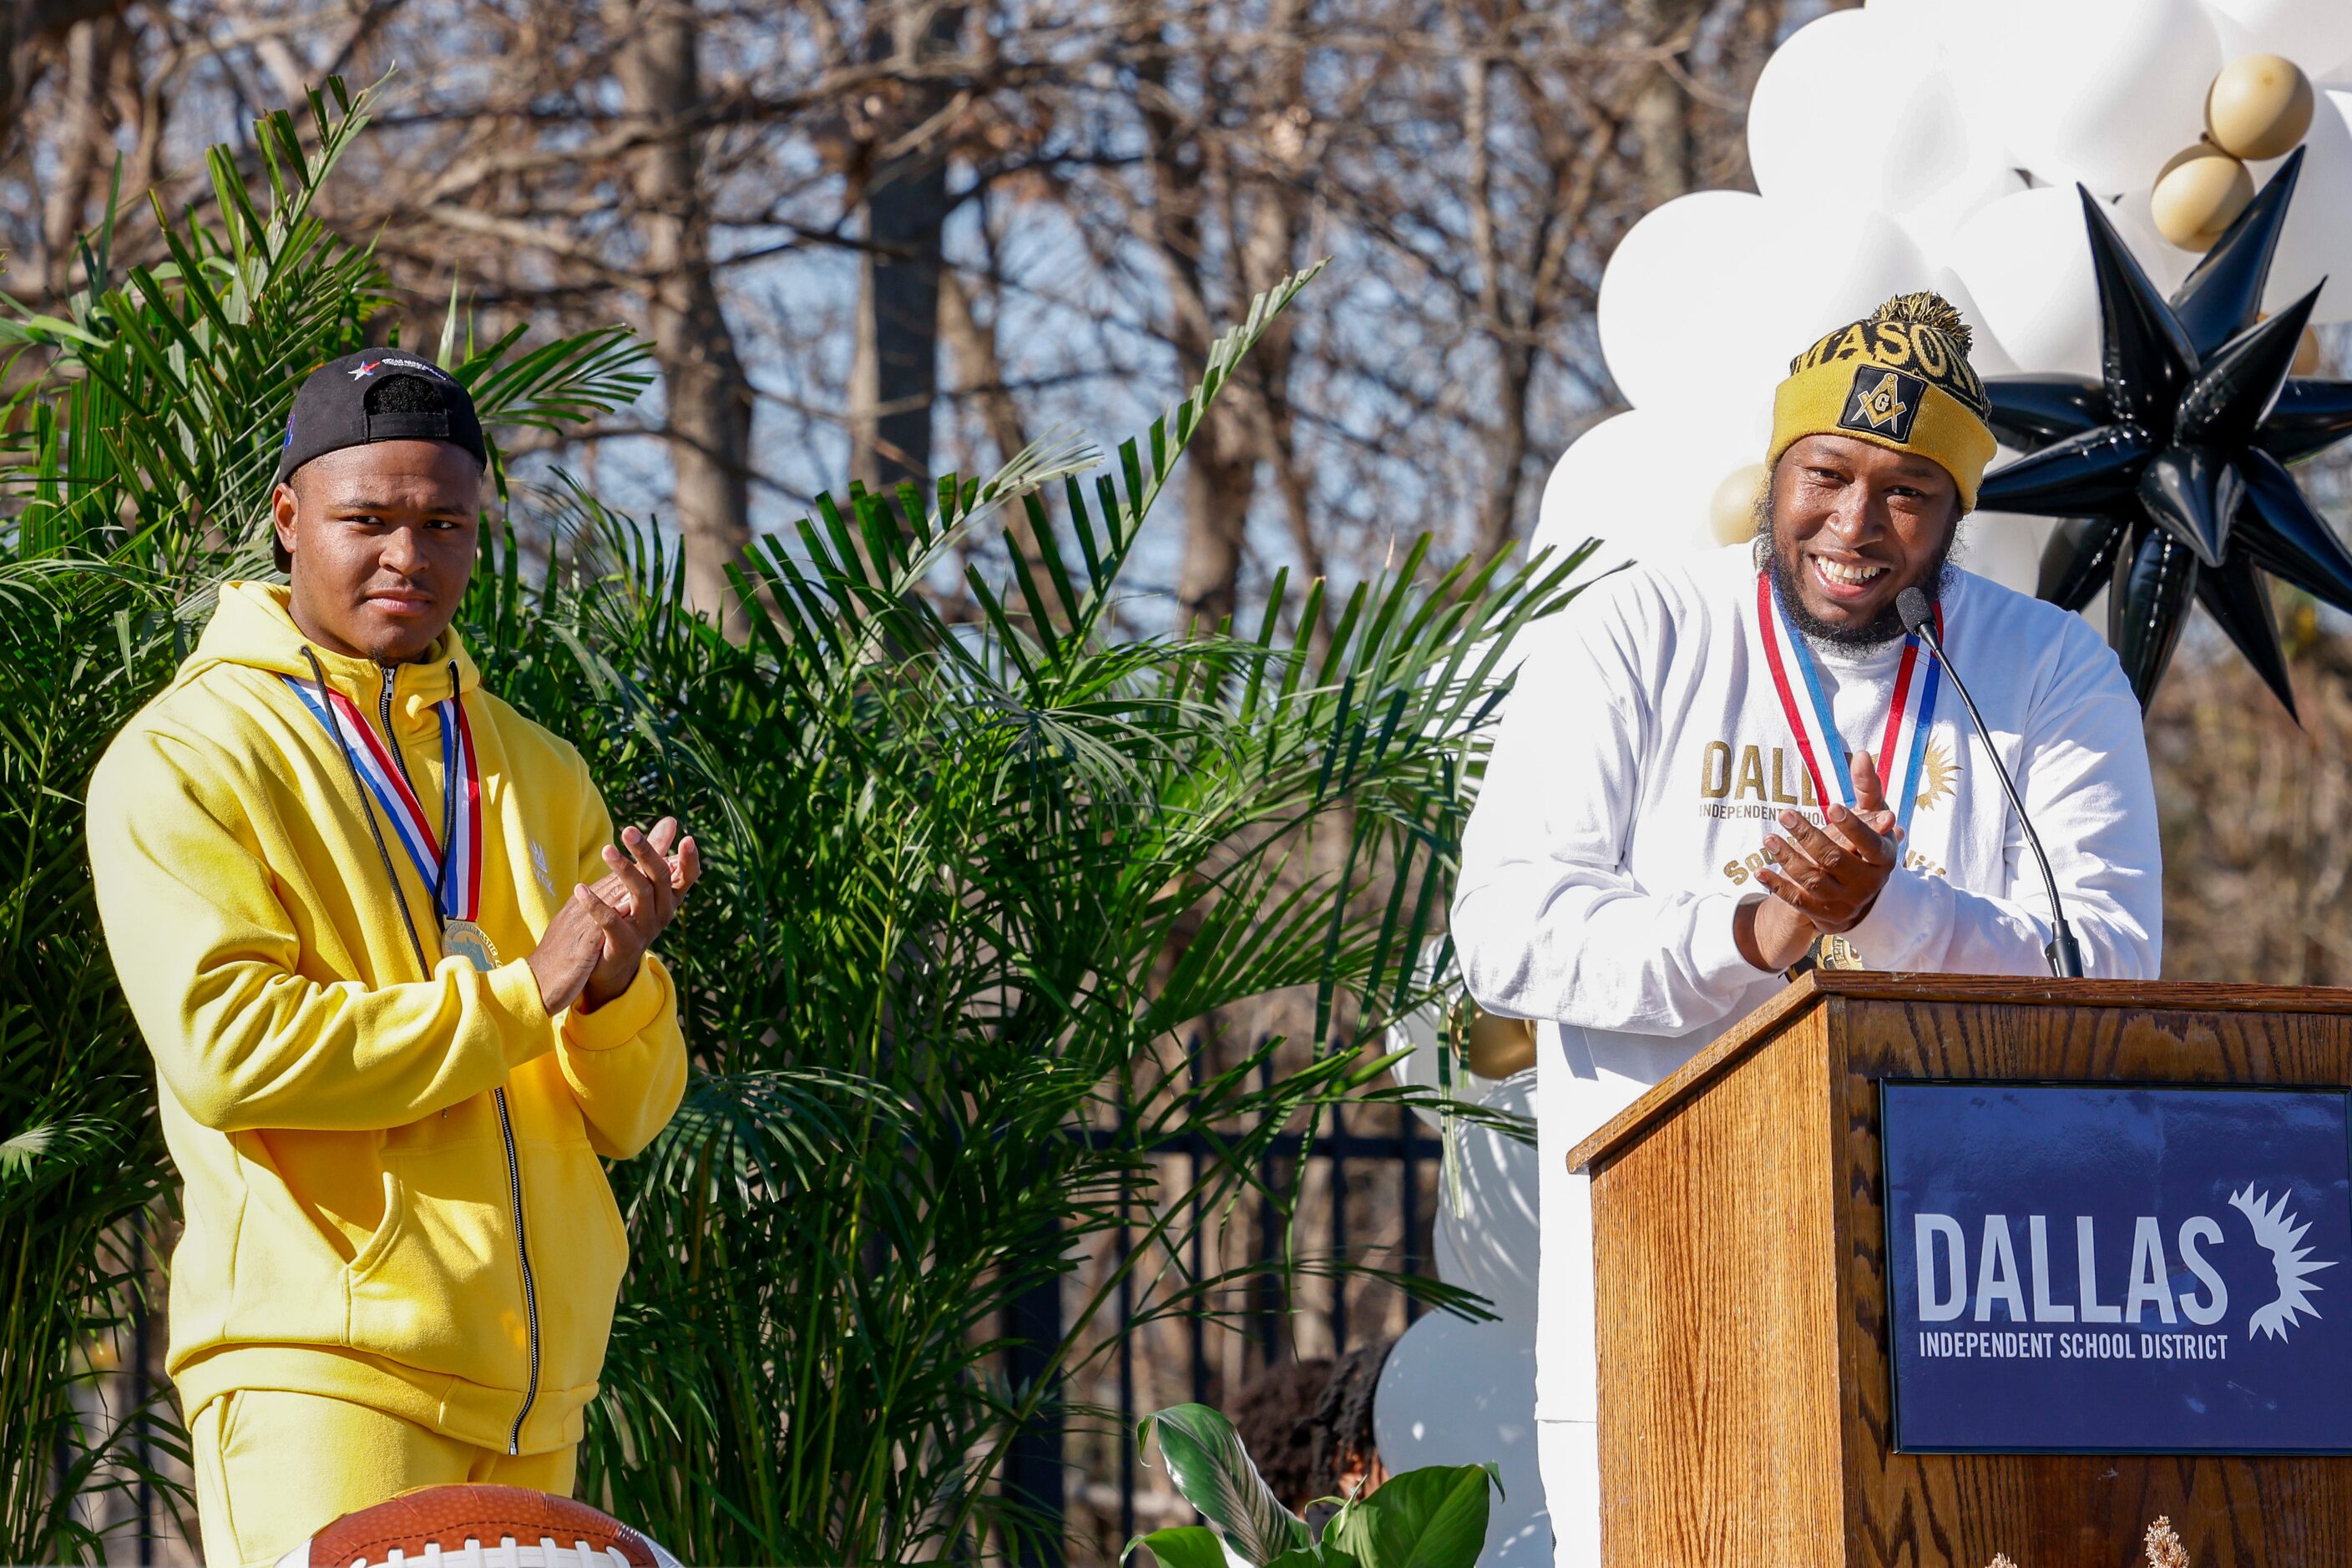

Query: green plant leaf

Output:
[1323, 1464, 1500, 1568]
[0, 1115, 110, 1187]
[1139, 1404, 1313, 1565]
[1266, 1549, 1358, 1568]
[1124, 1525, 1233, 1568]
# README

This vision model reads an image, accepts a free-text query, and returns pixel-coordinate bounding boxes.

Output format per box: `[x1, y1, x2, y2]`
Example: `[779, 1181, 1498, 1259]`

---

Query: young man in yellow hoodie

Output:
[86, 352, 697, 1567]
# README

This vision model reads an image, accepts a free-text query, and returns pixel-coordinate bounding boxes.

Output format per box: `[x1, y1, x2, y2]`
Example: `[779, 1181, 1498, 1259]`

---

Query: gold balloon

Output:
[2207, 53, 2314, 161]
[1464, 1005, 1536, 1080]
[1708, 462, 1769, 546]
[2250, 315, 2324, 372]
[2151, 144, 2254, 250]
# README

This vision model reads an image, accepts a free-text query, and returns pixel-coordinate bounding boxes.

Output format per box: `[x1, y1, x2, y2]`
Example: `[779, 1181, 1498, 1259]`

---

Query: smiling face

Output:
[274, 440, 483, 663]
[1763, 432, 1963, 645]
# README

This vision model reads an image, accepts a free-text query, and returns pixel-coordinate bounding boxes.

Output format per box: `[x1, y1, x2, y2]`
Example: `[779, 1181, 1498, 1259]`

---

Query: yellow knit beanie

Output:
[1767, 291, 1999, 512]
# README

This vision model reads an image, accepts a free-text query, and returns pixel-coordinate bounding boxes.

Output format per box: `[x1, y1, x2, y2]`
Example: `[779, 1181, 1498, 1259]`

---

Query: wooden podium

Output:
[1566, 972, 2352, 1568]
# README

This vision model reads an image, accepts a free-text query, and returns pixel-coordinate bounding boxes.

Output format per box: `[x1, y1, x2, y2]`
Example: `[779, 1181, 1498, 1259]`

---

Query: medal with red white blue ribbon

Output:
[1755, 570, 1943, 842]
[284, 674, 495, 969]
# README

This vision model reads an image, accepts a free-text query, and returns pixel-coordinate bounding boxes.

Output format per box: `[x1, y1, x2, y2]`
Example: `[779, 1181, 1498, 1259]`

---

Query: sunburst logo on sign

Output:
[2230, 1183, 2337, 1343]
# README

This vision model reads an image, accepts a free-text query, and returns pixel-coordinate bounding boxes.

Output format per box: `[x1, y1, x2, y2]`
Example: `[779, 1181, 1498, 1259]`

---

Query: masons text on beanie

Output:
[1765, 291, 1999, 512]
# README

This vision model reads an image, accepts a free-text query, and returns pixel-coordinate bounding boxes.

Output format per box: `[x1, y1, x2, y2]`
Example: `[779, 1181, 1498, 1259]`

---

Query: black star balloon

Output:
[1978, 146, 2352, 717]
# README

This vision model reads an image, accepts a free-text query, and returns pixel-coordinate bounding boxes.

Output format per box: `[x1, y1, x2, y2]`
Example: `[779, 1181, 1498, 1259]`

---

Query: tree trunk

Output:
[1141, 0, 1308, 636]
[0, 0, 122, 166]
[1234, 112, 1322, 642]
[609, 0, 754, 635]
[938, 266, 1029, 477]
[940, 263, 1046, 564]
[37, 15, 114, 296]
[1478, 341, 1537, 562]
[850, 2, 961, 503]
[1176, 453, 1255, 634]
[1629, 0, 1700, 206]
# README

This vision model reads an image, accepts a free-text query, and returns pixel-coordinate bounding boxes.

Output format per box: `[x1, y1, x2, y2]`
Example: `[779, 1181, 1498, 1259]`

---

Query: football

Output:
[270, 1484, 685, 1568]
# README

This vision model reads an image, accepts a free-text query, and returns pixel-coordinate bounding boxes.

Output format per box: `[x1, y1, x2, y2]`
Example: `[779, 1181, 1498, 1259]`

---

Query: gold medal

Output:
[1810, 933, 1866, 971]
[443, 917, 500, 972]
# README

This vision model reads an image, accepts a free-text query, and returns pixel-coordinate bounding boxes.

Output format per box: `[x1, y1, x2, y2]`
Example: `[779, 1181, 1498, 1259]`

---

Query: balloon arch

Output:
[1540, 0, 2352, 706]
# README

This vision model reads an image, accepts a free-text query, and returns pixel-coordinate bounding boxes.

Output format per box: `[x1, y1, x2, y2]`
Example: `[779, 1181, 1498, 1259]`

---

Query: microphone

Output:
[1897, 586, 2086, 979]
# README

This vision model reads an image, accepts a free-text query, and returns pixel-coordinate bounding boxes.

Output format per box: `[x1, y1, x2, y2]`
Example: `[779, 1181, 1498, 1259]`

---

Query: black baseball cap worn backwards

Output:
[271, 350, 488, 570]
[273, 350, 487, 488]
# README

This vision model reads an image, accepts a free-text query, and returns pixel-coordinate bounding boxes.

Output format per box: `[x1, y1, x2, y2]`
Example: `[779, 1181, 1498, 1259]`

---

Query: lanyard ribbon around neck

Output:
[284, 673, 484, 927]
[1755, 571, 1943, 842]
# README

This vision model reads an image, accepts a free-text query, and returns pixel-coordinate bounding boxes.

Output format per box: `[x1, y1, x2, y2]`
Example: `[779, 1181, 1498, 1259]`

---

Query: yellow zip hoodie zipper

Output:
[372, 662, 543, 1453]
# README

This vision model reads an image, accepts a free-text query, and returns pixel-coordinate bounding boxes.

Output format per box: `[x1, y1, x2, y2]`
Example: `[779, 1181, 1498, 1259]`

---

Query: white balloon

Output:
[1935, 0, 2041, 166]
[1862, 0, 1959, 51]
[1962, 0, 2219, 195]
[1946, 186, 2106, 377]
[1384, 1005, 1449, 1134]
[1957, 512, 2059, 597]
[1597, 194, 1930, 413]
[1927, 266, 2024, 380]
[1434, 1070, 1540, 1321]
[1384, 993, 1528, 1136]
[1373, 1312, 1545, 1567]
[1753, 205, 1936, 368]
[2255, 89, 2352, 322]
[1596, 191, 1778, 409]
[1751, 8, 2017, 254]
[1534, 410, 1766, 572]
[1748, 12, 1978, 213]
[1896, 159, 2028, 260]
[2205, 0, 2352, 78]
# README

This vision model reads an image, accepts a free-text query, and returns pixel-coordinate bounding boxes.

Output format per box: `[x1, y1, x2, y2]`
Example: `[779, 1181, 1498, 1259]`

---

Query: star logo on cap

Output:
[347, 359, 381, 380]
[1849, 371, 1910, 432]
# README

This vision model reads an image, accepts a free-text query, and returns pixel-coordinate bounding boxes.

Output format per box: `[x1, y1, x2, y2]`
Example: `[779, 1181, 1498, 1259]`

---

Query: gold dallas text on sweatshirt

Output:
[87, 581, 686, 1456]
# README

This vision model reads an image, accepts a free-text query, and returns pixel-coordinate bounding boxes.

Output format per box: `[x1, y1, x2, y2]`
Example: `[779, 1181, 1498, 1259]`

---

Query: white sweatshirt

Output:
[1452, 544, 2162, 1422]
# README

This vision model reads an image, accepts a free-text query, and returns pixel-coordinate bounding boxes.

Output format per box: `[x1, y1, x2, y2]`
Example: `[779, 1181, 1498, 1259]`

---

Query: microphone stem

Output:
[1917, 625, 2085, 979]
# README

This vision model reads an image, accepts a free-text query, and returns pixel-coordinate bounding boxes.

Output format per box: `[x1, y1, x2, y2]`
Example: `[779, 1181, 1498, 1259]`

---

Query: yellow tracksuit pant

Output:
[190, 1390, 576, 1568]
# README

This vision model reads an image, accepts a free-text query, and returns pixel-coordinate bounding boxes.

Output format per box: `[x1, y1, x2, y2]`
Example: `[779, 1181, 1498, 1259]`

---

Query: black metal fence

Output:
[1017, 1065, 1448, 1566]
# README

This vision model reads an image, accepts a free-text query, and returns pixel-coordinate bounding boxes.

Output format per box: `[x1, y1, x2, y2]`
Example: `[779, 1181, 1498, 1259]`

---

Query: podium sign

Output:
[1883, 1082, 2352, 1454]
[1574, 975, 2352, 1567]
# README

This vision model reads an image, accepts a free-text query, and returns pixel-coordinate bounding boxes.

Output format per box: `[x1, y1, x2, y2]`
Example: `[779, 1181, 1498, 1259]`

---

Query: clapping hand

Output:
[1756, 750, 1901, 935]
[525, 817, 701, 1015]
[579, 817, 701, 1010]
[1734, 751, 1902, 973]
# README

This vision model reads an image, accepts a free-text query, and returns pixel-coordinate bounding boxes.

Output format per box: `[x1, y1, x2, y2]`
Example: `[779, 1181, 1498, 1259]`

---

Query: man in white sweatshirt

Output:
[1453, 292, 2162, 1566]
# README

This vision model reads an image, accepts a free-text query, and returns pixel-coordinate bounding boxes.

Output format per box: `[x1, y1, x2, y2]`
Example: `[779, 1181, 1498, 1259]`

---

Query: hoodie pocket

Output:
[344, 1145, 532, 1381]
[345, 1171, 407, 1280]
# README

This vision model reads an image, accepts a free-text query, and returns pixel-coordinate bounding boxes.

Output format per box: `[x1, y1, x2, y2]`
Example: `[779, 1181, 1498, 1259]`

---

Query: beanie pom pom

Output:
[1871, 291, 1974, 357]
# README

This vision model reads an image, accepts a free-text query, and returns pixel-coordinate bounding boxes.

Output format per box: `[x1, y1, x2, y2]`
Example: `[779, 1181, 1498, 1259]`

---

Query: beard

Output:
[1750, 491, 1959, 647]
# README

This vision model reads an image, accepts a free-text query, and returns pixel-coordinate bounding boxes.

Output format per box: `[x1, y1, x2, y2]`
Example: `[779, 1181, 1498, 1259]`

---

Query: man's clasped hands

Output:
[526, 817, 702, 1014]
[1732, 751, 1900, 974]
